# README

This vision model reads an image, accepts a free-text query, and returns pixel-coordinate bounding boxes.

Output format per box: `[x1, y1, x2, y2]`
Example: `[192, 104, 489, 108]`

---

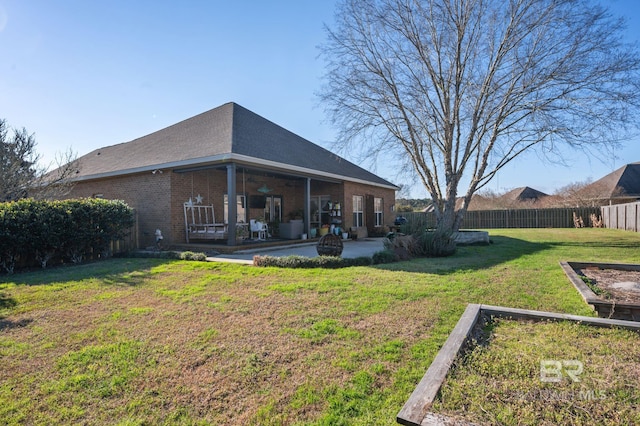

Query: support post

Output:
[304, 177, 311, 237]
[227, 164, 237, 246]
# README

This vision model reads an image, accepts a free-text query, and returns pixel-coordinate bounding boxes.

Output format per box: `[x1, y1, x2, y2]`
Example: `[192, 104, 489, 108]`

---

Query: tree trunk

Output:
[427, 196, 458, 257]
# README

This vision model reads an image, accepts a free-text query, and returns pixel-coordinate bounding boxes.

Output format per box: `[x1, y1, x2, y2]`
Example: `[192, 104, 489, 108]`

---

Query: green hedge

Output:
[0, 198, 135, 273]
[252, 251, 400, 268]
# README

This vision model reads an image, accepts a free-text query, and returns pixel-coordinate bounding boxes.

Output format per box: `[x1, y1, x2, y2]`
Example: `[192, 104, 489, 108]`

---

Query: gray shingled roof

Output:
[503, 186, 548, 202]
[580, 162, 640, 199]
[70, 102, 397, 189]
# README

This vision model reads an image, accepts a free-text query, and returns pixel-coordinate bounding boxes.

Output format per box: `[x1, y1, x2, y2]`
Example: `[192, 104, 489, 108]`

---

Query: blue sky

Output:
[1, 0, 639, 198]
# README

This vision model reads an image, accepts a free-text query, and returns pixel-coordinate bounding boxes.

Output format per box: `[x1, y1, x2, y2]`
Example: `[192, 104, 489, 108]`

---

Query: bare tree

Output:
[548, 179, 623, 207]
[321, 0, 640, 233]
[0, 119, 77, 201]
[30, 147, 78, 200]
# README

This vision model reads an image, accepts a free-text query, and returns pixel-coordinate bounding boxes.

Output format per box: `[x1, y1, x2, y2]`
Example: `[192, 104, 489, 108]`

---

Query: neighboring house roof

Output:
[67, 102, 397, 189]
[459, 186, 548, 210]
[503, 186, 548, 202]
[578, 162, 640, 200]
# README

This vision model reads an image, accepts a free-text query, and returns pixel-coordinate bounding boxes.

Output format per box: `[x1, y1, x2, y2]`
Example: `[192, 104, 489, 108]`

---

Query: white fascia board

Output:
[230, 154, 398, 190]
[72, 153, 399, 190]
[70, 154, 233, 182]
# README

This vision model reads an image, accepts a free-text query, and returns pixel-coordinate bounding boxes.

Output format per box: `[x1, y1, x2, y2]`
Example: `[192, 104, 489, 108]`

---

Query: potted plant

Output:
[269, 217, 280, 237]
[235, 223, 249, 241]
[287, 209, 304, 222]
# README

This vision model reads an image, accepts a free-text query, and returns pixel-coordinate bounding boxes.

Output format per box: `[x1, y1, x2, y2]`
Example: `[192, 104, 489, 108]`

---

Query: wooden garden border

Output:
[396, 303, 640, 426]
[560, 261, 640, 321]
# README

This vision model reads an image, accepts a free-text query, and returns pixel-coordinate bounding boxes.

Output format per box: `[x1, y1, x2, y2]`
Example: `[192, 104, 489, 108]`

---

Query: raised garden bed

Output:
[397, 304, 640, 426]
[560, 261, 640, 321]
[453, 230, 490, 246]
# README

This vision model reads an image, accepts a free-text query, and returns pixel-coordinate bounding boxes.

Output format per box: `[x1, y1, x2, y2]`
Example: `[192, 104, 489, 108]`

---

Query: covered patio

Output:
[58, 102, 397, 249]
[176, 164, 348, 247]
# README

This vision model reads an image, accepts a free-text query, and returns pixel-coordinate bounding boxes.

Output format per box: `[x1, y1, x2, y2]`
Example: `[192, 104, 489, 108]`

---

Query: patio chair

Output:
[250, 220, 268, 240]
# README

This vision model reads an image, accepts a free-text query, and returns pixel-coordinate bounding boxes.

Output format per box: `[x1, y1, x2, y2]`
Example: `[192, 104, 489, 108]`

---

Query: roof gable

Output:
[229, 104, 388, 184]
[69, 102, 396, 188]
[503, 186, 548, 201]
[581, 162, 640, 199]
[71, 104, 234, 177]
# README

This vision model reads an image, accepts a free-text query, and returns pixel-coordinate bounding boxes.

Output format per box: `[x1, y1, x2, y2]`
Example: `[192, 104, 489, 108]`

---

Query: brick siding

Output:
[66, 169, 395, 248]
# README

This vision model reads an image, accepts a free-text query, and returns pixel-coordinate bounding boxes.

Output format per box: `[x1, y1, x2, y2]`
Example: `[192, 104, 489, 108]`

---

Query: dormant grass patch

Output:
[1, 228, 639, 425]
[433, 319, 640, 425]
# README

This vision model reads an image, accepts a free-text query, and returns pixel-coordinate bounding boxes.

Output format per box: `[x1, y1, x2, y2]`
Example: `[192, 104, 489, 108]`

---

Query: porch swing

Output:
[183, 202, 228, 242]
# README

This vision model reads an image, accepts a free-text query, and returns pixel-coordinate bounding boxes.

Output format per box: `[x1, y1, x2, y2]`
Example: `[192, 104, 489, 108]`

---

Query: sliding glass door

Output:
[264, 195, 282, 223]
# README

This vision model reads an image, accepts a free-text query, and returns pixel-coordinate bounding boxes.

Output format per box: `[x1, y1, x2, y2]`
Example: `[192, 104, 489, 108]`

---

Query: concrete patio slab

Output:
[207, 238, 386, 264]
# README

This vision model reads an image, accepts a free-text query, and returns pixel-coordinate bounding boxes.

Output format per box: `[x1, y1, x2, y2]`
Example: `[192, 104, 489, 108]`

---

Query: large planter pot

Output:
[280, 221, 304, 239]
[319, 227, 329, 236]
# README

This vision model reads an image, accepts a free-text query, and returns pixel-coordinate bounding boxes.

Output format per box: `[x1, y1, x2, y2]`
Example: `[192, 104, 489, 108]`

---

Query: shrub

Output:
[415, 228, 457, 257]
[0, 200, 31, 273]
[389, 215, 458, 258]
[369, 225, 390, 237]
[253, 254, 373, 268]
[350, 256, 374, 266]
[179, 251, 208, 261]
[0, 198, 135, 273]
[383, 234, 417, 258]
[372, 249, 398, 264]
[124, 250, 182, 259]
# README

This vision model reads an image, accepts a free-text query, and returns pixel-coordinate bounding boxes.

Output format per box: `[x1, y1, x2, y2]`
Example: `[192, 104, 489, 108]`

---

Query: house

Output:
[58, 102, 398, 248]
[575, 162, 640, 205]
[460, 186, 548, 211]
[502, 186, 548, 203]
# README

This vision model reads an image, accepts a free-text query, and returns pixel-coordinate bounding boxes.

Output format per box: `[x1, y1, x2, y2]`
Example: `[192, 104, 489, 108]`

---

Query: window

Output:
[223, 194, 246, 223]
[264, 195, 282, 223]
[310, 195, 332, 228]
[353, 195, 363, 227]
[374, 197, 383, 227]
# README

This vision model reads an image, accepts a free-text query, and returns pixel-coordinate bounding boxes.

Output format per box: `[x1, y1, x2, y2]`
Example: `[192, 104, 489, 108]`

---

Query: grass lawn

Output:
[1, 228, 639, 425]
[433, 319, 640, 425]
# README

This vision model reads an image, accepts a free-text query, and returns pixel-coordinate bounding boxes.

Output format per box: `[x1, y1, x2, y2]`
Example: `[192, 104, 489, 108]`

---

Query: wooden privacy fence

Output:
[601, 201, 640, 232]
[403, 207, 601, 229]
[110, 229, 137, 254]
[110, 209, 139, 254]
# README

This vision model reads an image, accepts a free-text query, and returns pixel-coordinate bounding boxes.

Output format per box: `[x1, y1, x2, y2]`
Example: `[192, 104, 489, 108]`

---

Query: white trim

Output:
[353, 194, 364, 227]
[374, 197, 383, 227]
[70, 153, 399, 190]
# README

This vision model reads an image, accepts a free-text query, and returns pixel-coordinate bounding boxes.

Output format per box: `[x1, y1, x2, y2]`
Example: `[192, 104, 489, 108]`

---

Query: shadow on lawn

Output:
[376, 235, 551, 274]
[0, 291, 17, 310]
[0, 258, 173, 287]
[549, 240, 640, 250]
[0, 292, 32, 331]
[0, 316, 33, 331]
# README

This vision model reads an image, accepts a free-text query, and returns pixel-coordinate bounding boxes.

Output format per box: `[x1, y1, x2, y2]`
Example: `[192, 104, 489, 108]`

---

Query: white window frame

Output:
[374, 197, 383, 227]
[223, 194, 246, 224]
[353, 195, 363, 227]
